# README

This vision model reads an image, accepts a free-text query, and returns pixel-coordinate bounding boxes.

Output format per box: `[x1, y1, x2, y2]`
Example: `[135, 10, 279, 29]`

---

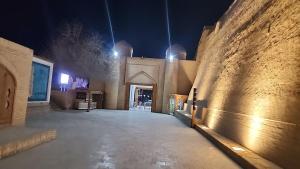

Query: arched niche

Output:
[0, 64, 16, 125]
[127, 71, 157, 85]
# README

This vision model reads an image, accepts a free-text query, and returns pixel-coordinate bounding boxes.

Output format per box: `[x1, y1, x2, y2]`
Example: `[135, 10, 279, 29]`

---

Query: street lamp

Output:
[113, 51, 118, 57]
[169, 54, 174, 61]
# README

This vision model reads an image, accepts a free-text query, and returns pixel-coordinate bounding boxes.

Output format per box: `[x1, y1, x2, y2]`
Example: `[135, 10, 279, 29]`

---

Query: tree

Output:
[45, 22, 115, 80]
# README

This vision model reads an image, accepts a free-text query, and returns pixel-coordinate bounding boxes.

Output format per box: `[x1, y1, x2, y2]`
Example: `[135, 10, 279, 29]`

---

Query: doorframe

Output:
[125, 82, 157, 112]
[0, 64, 16, 126]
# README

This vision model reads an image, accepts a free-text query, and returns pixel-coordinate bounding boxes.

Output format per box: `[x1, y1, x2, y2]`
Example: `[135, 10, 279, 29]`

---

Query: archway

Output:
[0, 64, 15, 125]
[125, 82, 157, 112]
[125, 71, 158, 112]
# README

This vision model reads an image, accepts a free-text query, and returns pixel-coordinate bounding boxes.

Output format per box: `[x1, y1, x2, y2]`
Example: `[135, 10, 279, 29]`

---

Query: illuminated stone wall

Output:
[189, 0, 300, 168]
[177, 60, 198, 95]
[0, 38, 33, 125]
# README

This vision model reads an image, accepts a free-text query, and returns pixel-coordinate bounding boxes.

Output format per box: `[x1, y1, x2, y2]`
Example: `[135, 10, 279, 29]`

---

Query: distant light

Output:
[169, 55, 174, 61]
[113, 51, 118, 57]
[60, 73, 69, 84]
[232, 146, 245, 152]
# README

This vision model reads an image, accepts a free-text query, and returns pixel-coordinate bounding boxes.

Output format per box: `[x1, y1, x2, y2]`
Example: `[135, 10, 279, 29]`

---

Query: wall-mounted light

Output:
[60, 73, 69, 84]
[232, 146, 245, 152]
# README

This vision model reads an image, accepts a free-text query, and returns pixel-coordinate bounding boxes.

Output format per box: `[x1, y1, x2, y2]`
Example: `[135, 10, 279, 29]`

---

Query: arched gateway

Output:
[124, 69, 159, 112]
[0, 65, 15, 125]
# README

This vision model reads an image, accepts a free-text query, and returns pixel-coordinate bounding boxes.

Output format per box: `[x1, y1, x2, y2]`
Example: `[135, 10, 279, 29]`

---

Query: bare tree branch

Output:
[44, 22, 115, 80]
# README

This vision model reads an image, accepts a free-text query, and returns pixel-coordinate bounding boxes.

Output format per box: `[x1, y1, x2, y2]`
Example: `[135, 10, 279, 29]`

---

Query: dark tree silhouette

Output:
[45, 22, 115, 80]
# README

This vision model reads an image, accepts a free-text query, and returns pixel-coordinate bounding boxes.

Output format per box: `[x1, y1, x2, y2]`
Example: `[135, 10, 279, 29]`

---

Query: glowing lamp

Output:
[169, 55, 174, 61]
[232, 146, 245, 152]
[60, 73, 69, 84]
[113, 51, 118, 57]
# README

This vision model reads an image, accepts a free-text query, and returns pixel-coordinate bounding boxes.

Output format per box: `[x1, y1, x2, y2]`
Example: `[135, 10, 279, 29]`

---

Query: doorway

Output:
[125, 83, 157, 112]
[0, 65, 15, 125]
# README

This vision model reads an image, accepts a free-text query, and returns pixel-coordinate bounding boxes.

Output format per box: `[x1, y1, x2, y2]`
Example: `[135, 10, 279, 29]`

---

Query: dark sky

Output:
[0, 0, 233, 59]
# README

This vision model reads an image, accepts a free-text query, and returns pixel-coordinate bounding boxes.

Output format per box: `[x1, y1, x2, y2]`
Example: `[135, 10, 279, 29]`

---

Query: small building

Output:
[0, 37, 33, 126]
[0, 38, 55, 126]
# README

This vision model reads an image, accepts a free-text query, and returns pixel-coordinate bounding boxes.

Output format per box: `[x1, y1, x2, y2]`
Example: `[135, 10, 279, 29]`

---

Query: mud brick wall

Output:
[189, 0, 300, 168]
[0, 38, 33, 125]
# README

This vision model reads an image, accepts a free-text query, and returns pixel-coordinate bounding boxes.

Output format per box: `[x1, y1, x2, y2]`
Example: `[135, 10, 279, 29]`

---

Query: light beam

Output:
[165, 0, 172, 58]
[105, 0, 116, 47]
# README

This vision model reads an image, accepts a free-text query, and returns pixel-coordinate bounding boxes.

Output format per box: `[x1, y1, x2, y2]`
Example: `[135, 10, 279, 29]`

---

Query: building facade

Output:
[104, 41, 198, 113]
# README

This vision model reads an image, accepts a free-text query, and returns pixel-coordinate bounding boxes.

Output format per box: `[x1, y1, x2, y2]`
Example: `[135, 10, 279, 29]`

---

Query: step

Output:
[0, 127, 56, 159]
[195, 125, 281, 169]
[174, 110, 192, 127]
[173, 110, 281, 168]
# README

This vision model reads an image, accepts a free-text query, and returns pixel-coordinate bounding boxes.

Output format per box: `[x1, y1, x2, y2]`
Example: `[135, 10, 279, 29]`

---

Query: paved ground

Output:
[0, 109, 241, 169]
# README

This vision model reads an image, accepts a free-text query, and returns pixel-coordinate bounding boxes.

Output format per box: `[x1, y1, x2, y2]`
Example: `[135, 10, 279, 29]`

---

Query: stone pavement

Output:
[0, 109, 241, 169]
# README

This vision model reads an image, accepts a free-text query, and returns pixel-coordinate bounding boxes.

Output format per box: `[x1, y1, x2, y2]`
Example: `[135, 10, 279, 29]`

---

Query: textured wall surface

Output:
[162, 60, 198, 113]
[89, 79, 105, 91]
[177, 60, 198, 95]
[0, 38, 33, 125]
[162, 60, 179, 113]
[104, 60, 120, 109]
[188, 0, 300, 168]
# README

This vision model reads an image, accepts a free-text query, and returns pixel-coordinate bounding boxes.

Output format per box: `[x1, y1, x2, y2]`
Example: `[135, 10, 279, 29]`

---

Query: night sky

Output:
[0, 0, 233, 59]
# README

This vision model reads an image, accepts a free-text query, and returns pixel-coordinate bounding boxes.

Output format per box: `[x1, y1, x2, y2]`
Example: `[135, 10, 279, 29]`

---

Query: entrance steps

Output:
[0, 127, 56, 159]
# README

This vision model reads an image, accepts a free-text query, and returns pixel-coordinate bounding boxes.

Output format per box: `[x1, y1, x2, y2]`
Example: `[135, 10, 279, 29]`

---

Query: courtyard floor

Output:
[0, 109, 241, 169]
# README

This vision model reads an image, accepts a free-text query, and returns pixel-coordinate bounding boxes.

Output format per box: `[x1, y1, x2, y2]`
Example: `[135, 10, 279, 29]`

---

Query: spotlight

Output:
[169, 55, 174, 61]
[232, 146, 245, 152]
[113, 51, 118, 57]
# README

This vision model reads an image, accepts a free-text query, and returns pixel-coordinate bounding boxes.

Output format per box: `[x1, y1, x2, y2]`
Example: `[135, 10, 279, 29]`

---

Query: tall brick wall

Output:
[189, 0, 300, 168]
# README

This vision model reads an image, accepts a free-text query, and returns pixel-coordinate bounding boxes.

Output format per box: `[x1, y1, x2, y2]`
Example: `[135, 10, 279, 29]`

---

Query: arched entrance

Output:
[125, 71, 158, 112]
[125, 82, 157, 112]
[0, 65, 15, 125]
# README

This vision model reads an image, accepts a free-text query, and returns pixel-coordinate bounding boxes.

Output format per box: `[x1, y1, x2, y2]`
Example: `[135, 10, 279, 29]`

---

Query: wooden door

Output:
[0, 65, 15, 125]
